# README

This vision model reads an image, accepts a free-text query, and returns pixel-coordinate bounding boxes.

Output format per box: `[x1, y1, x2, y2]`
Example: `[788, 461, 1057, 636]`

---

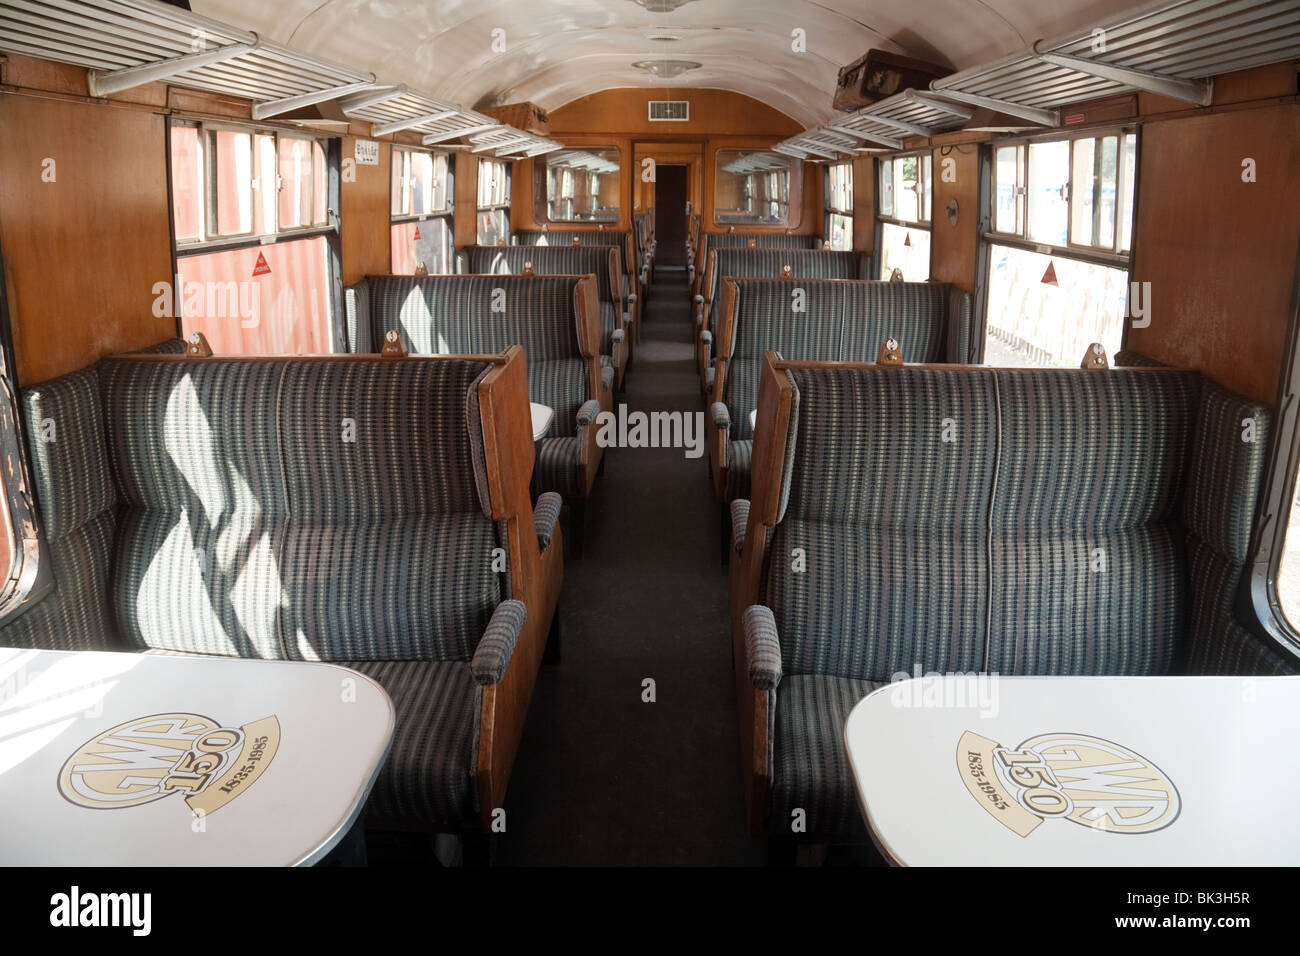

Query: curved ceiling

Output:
[191, 0, 1148, 128]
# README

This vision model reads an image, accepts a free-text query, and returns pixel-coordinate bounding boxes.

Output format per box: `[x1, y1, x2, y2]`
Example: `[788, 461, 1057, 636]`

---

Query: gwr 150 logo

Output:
[59, 713, 280, 816]
[958, 731, 1179, 837]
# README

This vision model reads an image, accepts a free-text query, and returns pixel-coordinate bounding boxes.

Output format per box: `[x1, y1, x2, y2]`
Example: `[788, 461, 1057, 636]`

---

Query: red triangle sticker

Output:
[1041, 261, 1059, 286]
[903, 232, 912, 247]
[252, 251, 271, 277]
[414, 226, 421, 240]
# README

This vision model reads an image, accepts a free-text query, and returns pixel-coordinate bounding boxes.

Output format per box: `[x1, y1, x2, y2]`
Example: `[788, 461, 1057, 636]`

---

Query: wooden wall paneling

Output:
[454, 150, 480, 249]
[851, 155, 876, 255]
[929, 143, 981, 292]
[1127, 103, 1300, 403]
[547, 88, 801, 138]
[341, 135, 391, 284]
[0, 93, 175, 385]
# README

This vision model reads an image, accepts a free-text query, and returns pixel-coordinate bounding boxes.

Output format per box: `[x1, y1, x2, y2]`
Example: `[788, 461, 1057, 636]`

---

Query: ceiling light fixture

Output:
[628, 0, 700, 12]
[631, 58, 701, 78]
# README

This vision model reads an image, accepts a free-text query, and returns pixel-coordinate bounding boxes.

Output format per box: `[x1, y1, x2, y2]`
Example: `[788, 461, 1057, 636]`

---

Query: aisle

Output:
[495, 269, 756, 865]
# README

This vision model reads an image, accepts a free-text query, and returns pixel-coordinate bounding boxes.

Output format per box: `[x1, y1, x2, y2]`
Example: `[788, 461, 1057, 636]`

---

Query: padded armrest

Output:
[628, 293, 637, 304]
[601, 364, 614, 391]
[700, 330, 712, 346]
[710, 402, 730, 431]
[742, 605, 783, 690]
[534, 492, 563, 551]
[576, 399, 601, 428]
[730, 498, 749, 555]
[471, 599, 528, 685]
[705, 367, 715, 390]
[611, 328, 625, 343]
[693, 294, 704, 305]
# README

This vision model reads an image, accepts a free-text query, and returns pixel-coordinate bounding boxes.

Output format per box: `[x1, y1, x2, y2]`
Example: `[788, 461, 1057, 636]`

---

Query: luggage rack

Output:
[775, 0, 1300, 160]
[0, 0, 561, 156]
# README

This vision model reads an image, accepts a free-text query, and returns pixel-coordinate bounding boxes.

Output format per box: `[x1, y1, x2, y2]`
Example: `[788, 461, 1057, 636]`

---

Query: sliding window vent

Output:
[648, 100, 689, 121]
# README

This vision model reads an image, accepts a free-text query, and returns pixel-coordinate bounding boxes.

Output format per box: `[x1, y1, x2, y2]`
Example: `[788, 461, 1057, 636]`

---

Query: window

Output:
[1256, 319, 1300, 647]
[538, 148, 620, 223]
[824, 162, 853, 251]
[169, 121, 337, 354]
[715, 149, 794, 226]
[983, 130, 1137, 368]
[876, 152, 931, 281]
[391, 147, 454, 275]
[477, 158, 511, 245]
[1279, 472, 1300, 629]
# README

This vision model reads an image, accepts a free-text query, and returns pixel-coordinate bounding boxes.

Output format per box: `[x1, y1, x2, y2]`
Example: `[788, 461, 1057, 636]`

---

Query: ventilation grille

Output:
[648, 100, 689, 121]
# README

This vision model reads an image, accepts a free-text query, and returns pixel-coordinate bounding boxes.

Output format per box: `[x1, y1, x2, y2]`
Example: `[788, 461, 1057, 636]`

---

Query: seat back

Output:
[99, 355, 503, 663]
[357, 274, 600, 438]
[704, 248, 868, 320]
[762, 365, 999, 683]
[461, 244, 621, 304]
[0, 368, 122, 650]
[716, 278, 972, 440]
[986, 368, 1199, 676]
[754, 359, 1252, 683]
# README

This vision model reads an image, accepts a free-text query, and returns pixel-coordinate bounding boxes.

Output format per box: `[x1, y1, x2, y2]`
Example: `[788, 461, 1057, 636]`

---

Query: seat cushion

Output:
[343, 659, 481, 830]
[535, 436, 583, 499]
[724, 439, 752, 501]
[769, 674, 879, 840]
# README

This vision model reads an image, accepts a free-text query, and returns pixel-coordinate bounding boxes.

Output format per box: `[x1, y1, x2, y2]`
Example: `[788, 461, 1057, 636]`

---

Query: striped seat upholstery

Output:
[94, 356, 504, 829]
[714, 279, 972, 502]
[0, 369, 123, 650]
[460, 245, 624, 357]
[348, 274, 598, 501]
[696, 232, 824, 291]
[753, 363, 1293, 841]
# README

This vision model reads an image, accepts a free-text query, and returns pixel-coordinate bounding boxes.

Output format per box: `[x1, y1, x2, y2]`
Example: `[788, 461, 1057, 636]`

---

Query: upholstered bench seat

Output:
[769, 674, 879, 842]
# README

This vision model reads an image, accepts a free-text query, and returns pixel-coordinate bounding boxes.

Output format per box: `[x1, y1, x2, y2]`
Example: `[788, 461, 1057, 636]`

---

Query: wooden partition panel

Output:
[929, 143, 981, 293]
[0, 94, 174, 385]
[1127, 103, 1300, 403]
[341, 135, 391, 284]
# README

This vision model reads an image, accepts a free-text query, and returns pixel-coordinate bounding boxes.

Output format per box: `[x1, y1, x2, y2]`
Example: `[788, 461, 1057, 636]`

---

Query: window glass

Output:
[214, 129, 252, 237]
[1027, 140, 1069, 245]
[169, 121, 336, 354]
[177, 236, 333, 354]
[878, 221, 930, 281]
[1070, 135, 1118, 249]
[171, 125, 204, 243]
[827, 213, 853, 251]
[1119, 132, 1137, 252]
[477, 208, 509, 247]
[994, 145, 1023, 235]
[392, 217, 453, 275]
[543, 149, 620, 223]
[984, 244, 1127, 367]
[878, 154, 930, 224]
[715, 149, 792, 225]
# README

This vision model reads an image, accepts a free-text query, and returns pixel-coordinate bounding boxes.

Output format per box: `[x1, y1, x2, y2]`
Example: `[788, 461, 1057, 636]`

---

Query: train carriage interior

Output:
[0, 0, 1298, 885]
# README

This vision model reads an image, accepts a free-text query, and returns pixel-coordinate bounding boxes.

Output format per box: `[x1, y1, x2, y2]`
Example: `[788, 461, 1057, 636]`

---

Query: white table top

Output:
[531, 402, 554, 441]
[845, 675, 1300, 866]
[0, 649, 393, 866]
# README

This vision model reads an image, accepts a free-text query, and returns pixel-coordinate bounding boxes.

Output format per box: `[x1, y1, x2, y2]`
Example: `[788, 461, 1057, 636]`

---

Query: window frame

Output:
[477, 157, 512, 244]
[534, 147, 622, 225]
[171, 119, 334, 254]
[875, 150, 933, 281]
[985, 125, 1137, 269]
[712, 148, 800, 228]
[824, 161, 854, 251]
[390, 145, 456, 273]
[166, 117, 345, 354]
[1250, 255, 1300, 657]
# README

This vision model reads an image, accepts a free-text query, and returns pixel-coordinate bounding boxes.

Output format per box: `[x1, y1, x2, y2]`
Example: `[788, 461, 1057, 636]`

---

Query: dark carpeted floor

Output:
[493, 268, 756, 866]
